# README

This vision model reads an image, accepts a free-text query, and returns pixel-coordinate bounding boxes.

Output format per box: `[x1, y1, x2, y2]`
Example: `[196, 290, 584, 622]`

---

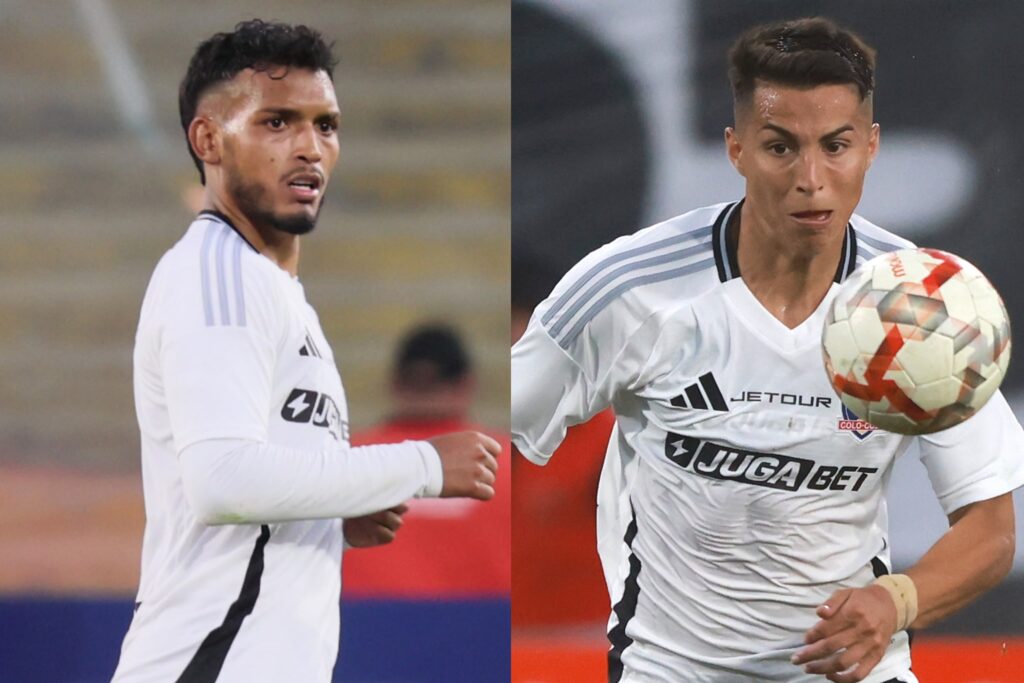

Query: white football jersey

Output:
[512, 201, 1024, 682]
[115, 212, 357, 682]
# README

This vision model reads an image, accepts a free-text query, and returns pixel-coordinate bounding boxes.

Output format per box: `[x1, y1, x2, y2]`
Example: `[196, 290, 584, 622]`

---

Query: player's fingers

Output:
[803, 616, 849, 647]
[373, 526, 397, 544]
[473, 481, 495, 501]
[390, 503, 410, 515]
[479, 449, 499, 474]
[792, 625, 857, 665]
[817, 589, 854, 619]
[478, 462, 496, 486]
[826, 649, 881, 683]
[376, 511, 404, 531]
[805, 591, 855, 644]
[810, 638, 869, 674]
[476, 432, 502, 456]
[803, 649, 849, 677]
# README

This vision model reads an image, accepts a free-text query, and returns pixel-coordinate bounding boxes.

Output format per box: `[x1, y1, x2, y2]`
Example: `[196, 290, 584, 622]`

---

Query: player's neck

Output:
[203, 195, 301, 277]
[734, 203, 843, 329]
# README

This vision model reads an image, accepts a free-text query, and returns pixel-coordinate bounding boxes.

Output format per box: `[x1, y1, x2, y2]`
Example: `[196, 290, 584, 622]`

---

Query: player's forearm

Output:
[904, 493, 1015, 629]
[179, 438, 442, 525]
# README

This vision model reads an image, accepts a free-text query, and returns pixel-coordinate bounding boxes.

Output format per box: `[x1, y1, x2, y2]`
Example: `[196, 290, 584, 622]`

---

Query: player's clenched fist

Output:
[427, 431, 501, 501]
[343, 504, 409, 548]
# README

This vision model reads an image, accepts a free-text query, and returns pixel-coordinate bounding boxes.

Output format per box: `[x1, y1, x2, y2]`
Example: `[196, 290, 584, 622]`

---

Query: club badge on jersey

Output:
[837, 403, 877, 441]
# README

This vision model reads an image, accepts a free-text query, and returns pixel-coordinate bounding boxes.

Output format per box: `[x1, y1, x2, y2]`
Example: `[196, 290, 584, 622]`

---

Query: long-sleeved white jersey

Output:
[113, 212, 441, 683]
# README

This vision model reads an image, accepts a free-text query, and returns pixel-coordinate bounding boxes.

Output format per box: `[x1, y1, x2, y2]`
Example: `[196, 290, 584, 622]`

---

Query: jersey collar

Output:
[711, 199, 858, 284]
[198, 210, 260, 254]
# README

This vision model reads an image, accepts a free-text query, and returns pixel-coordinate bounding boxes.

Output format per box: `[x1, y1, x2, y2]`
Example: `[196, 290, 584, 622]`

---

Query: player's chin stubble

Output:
[227, 171, 320, 236]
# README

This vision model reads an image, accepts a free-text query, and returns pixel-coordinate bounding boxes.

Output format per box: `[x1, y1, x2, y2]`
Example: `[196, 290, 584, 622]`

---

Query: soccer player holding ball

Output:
[112, 21, 499, 683]
[512, 17, 1024, 683]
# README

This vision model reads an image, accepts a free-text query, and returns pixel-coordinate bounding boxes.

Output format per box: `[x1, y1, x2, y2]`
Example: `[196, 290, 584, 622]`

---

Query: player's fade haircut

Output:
[728, 17, 876, 111]
[178, 19, 338, 184]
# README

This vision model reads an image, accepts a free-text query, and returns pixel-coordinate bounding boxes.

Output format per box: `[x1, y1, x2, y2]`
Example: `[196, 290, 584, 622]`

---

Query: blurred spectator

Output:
[342, 324, 510, 597]
[511, 256, 613, 627]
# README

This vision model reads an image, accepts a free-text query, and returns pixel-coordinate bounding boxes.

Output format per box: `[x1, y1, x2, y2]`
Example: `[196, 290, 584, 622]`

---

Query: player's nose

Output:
[795, 151, 824, 194]
[294, 122, 323, 164]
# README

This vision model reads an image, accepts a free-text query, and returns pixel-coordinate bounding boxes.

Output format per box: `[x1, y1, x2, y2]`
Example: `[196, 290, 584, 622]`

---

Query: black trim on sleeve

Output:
[176, 524, 272, 683]
[607, 509, 642, 683]
[198, 210, 260, 254]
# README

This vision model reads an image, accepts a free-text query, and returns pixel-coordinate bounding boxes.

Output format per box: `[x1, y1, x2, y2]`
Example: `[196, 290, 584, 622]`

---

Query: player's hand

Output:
[791, 585, 898, 682]
[427, 431, 500, 501]
[343, 504, 409, 548]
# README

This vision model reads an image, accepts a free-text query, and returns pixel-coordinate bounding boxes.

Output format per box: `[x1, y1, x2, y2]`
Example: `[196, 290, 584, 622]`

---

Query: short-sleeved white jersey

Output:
[114, 212, 358, 682]
[512, 201, 1024, 682]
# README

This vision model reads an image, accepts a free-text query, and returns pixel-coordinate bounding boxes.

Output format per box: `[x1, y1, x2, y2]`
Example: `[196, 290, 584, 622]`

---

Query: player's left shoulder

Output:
[849, 212, 917, 263]
[190, 213, 293, 345]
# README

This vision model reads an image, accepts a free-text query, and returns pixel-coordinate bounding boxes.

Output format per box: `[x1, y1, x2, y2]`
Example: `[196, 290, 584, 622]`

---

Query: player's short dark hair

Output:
[178, 19, 338, 184]
[728, 17, 876, 108]
[394, 324, 472, 390]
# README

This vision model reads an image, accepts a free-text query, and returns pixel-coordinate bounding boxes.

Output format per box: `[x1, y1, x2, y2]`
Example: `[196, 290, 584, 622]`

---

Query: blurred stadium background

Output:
[513, 0, 1024, 681]
[0, 1, 508, 681]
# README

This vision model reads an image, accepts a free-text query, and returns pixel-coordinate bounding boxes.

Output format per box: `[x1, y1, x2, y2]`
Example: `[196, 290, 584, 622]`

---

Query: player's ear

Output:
[725, 127, 744, 175]
[188, 116, 222, 169]
[866, 123, 880, 168]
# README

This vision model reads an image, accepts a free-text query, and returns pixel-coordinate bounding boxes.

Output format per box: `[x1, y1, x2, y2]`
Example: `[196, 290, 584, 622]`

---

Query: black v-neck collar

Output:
[711, 199, 858, 285]
[198, 209, 260, 254]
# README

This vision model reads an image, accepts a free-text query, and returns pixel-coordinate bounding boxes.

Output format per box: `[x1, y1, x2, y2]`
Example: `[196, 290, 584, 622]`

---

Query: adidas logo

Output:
[299, 332, 323, 359]
[670, 372, 728, 412]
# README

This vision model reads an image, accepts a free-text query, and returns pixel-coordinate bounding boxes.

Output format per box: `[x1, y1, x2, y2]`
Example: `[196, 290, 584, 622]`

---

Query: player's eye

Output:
[318, 121, 338, 134]
[767, 143, 790, 156]
[267, 117, 285, 130]
[825, 140, 848, 154]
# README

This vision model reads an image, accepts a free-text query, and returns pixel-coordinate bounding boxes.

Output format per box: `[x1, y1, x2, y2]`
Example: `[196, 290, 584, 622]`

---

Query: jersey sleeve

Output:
[158, 255, 287, 453]
[179, 438, 442, 524]
[512, 277, 675, 465]
[916, 390, 1024, 515]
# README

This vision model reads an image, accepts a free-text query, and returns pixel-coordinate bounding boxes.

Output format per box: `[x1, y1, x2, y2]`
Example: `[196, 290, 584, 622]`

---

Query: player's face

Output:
[726, 82, 879, 249]
[219, 67, 340, 235]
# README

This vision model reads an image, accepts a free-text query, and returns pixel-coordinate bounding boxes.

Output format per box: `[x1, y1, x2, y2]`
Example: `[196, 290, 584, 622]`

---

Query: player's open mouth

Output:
[286, 173, 323, 202]
[790, 210, 832, 225]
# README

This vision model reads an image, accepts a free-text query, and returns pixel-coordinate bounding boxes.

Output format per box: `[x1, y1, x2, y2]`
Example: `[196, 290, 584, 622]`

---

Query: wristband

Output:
[873, 574, 918, 631]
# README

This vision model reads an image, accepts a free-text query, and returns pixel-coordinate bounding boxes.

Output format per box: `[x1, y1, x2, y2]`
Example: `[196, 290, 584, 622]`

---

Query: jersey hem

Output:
[512, 436, 551, 466]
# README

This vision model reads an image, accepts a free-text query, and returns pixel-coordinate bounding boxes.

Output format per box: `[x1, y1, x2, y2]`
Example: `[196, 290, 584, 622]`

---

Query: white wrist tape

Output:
[873, 573, 918, 631]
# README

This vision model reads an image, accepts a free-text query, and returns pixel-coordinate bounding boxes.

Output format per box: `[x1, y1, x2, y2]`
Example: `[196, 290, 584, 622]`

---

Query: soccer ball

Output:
[822, 248, 1011, 435]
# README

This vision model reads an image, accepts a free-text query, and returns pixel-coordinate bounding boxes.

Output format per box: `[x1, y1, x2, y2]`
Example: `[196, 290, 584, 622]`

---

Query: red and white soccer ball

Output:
[823, 248, 1011, 435]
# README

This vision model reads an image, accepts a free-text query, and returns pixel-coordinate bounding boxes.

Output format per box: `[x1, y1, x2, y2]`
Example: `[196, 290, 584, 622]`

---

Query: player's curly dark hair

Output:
[729, 17, 876, 107]
[178, 19, 338, 184]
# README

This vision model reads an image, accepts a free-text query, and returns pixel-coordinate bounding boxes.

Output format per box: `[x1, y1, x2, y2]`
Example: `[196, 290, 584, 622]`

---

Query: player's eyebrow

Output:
[760, 123, 797, 141]
[820, 124, 855, 141]
[256, 107, 340, 123]
[315, 111, 341, 126]
[256, 107, 299, 119]
[759, 123, 855, 142]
